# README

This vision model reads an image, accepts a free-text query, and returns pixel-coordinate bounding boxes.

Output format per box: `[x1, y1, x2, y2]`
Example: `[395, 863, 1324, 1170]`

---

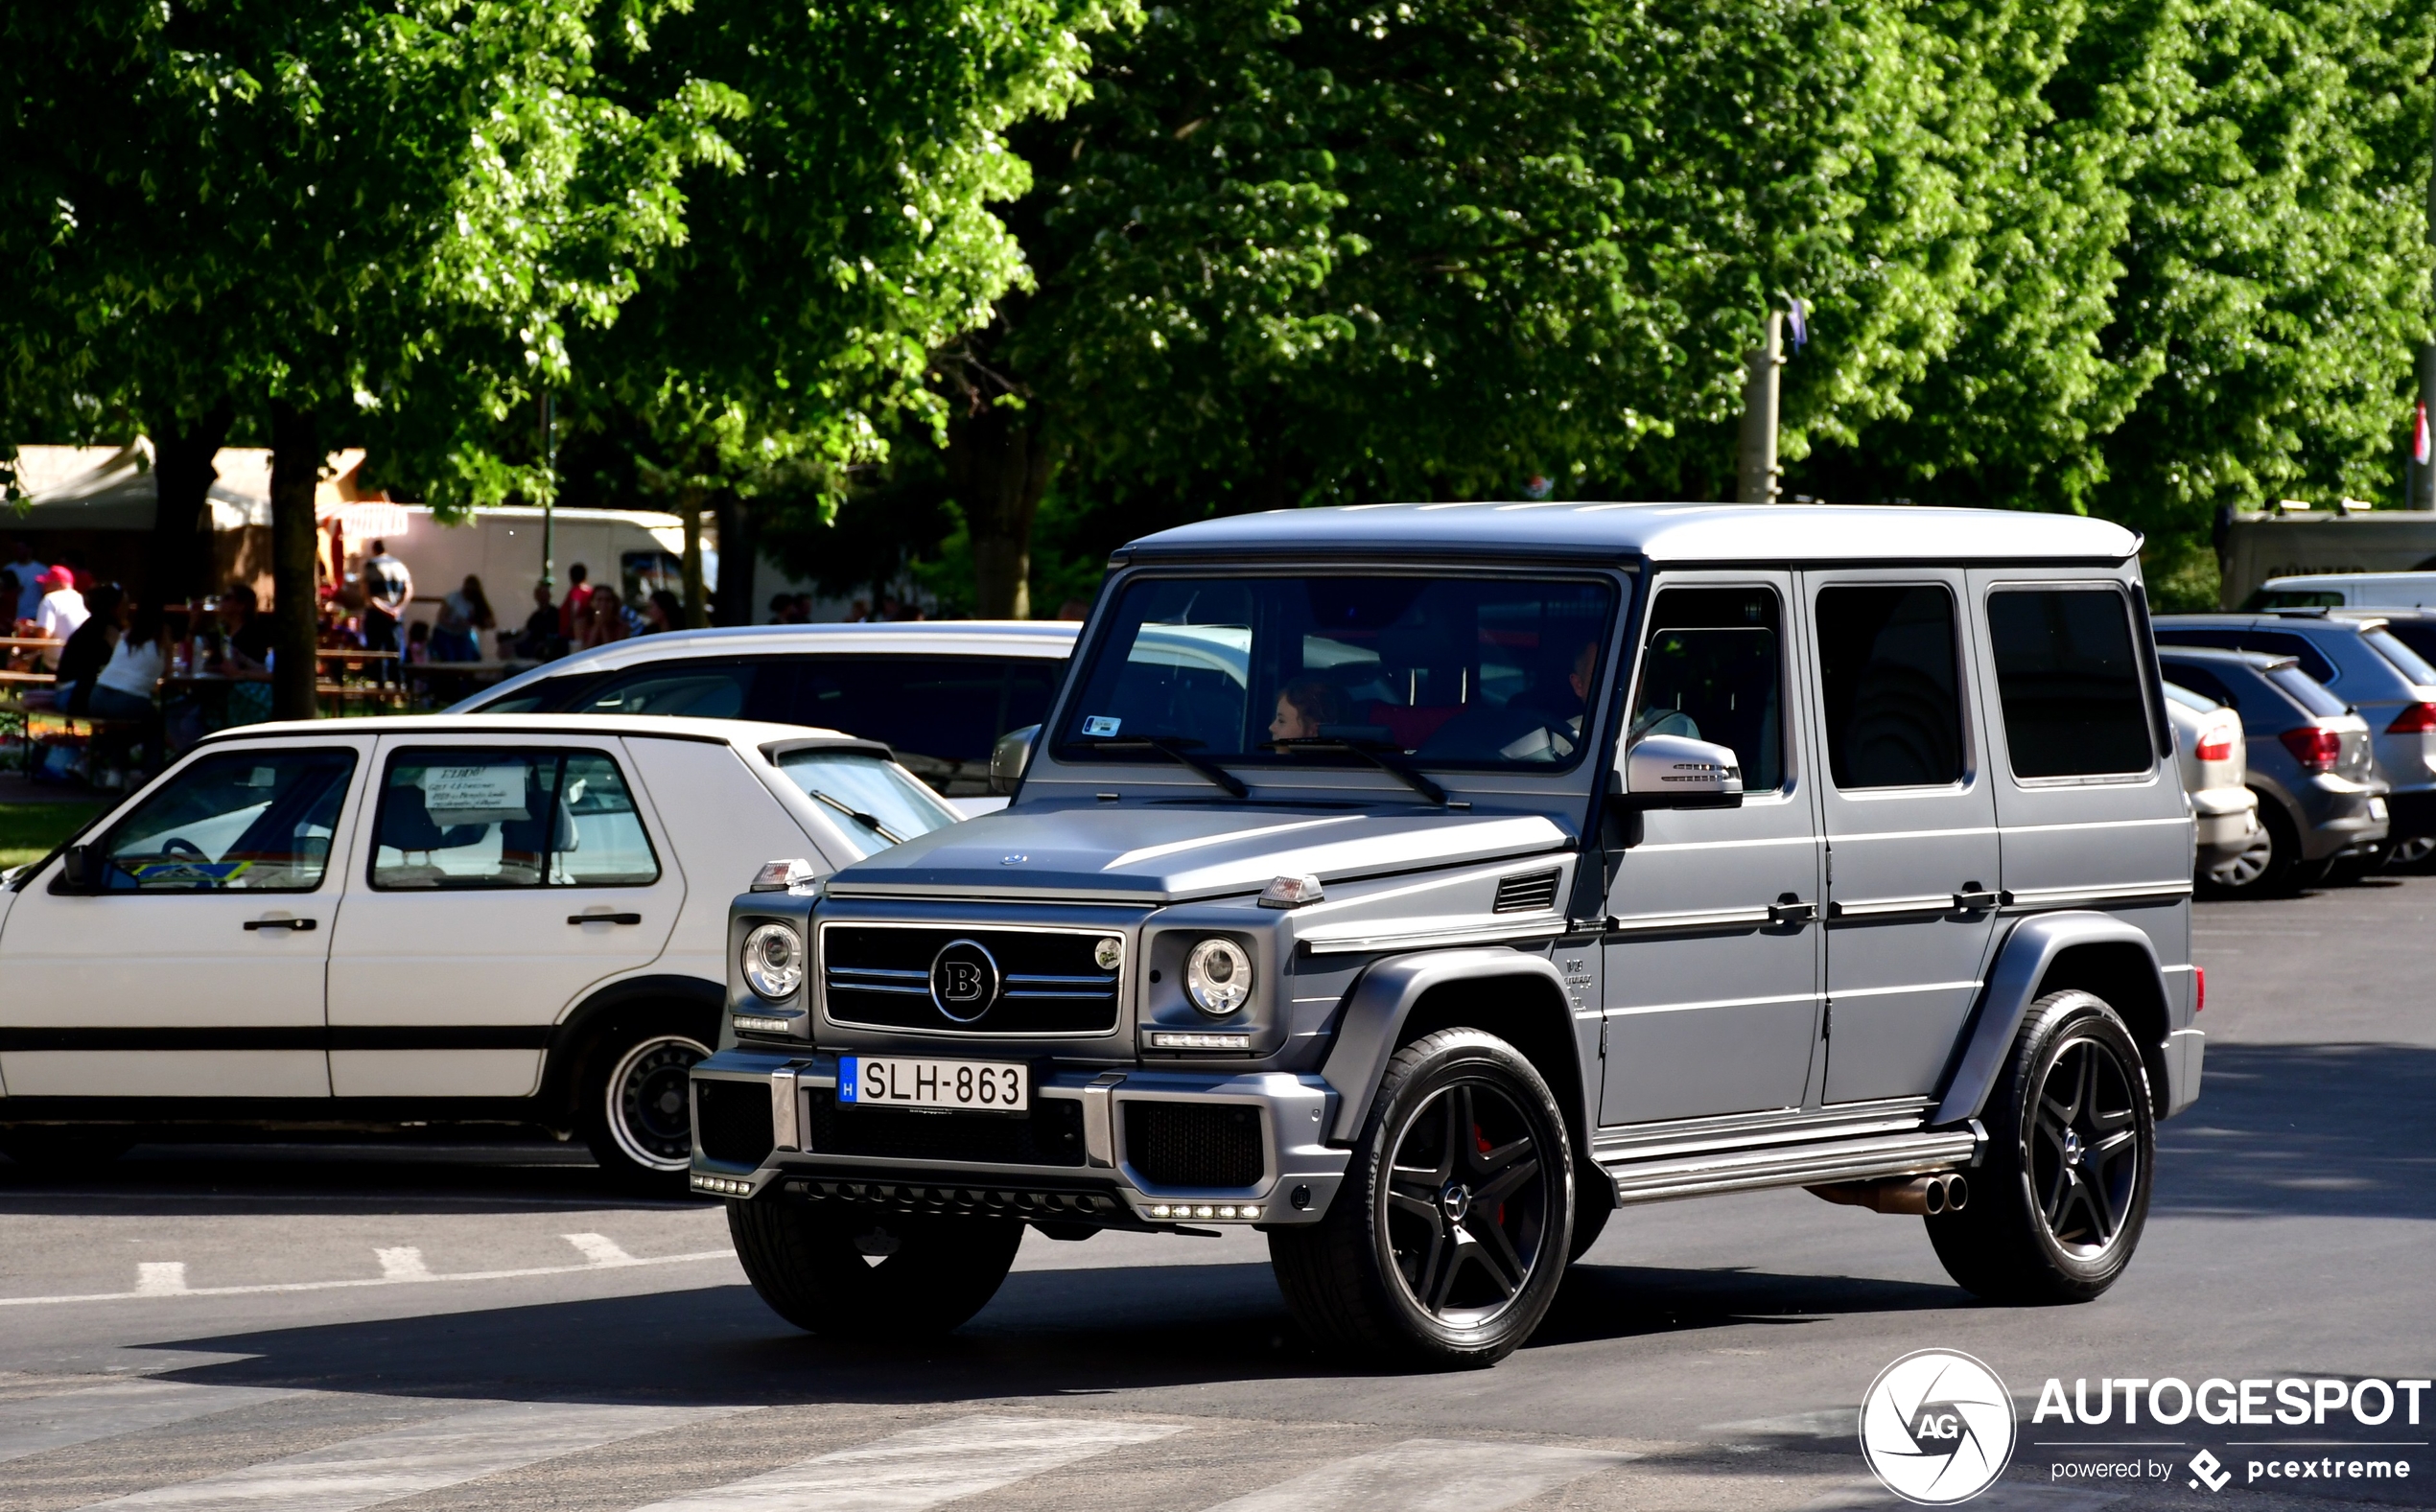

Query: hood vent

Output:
[1493, 869, 1561, 914]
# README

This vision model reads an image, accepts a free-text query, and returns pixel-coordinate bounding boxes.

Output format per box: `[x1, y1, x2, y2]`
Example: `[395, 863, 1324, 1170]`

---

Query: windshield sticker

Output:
[1082, 715, 1122, 737]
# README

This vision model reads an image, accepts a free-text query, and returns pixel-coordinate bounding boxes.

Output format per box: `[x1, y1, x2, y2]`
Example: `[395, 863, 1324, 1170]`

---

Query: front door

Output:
[0, 742, 365, 1098]
[1800, 570, 2003, 1105]
[1602, 574, 1824, 1125]
[323, 738, 684, 1098]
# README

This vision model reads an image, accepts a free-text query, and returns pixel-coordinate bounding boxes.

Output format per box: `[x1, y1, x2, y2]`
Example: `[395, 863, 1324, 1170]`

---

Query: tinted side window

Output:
[1631, 587, 1784, 791]
[1986, 590, 2154, 779]
[2152, 628, 2338, 686]
[96, 749, 356, 892]
[371, 748, 659, 890]
[1814, 585, 1964, 788]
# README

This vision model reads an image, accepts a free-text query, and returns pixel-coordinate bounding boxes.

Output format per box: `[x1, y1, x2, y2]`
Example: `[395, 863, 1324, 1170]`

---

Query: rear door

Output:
[323, 737, 684, 1098]
[0, 740, 367, 1098]
[1799, 570, 2003, 1105]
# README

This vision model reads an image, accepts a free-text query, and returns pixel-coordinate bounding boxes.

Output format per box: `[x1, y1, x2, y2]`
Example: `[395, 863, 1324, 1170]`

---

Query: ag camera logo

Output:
[1861, 1350, 2018, 1504]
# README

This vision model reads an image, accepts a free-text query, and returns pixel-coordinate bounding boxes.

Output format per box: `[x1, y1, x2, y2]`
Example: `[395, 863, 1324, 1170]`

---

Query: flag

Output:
[2417, 403, 2430, 466]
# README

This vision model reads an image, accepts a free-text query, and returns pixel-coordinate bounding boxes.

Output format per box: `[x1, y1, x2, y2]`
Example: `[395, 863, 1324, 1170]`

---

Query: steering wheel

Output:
[158, 837, 207, 860]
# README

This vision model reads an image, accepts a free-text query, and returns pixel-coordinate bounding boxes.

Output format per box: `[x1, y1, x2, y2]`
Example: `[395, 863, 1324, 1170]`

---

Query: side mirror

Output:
[1622, 734, 1745, 807]
[990, 724, 1040, 796]
[58, 844, 101, 893]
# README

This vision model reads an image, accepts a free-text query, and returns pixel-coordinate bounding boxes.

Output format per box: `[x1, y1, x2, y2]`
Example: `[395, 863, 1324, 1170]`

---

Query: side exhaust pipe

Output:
[1807, 1172, 1969, 1217]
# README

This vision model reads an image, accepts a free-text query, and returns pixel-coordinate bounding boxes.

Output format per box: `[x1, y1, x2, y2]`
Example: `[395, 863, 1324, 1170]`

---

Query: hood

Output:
[824, 803, 1576, 903]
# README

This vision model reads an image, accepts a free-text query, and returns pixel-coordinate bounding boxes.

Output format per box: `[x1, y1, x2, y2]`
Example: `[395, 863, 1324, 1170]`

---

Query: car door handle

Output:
[1767, 895, 1816, 925]
[569, 913, 644, 926]
[243, 918, 316, 932]
[1951, 885, 2002, 911]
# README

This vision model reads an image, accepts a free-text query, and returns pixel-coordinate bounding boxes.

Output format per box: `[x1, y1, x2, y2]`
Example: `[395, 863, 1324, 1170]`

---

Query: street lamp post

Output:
[1738, 309, 1785, 504]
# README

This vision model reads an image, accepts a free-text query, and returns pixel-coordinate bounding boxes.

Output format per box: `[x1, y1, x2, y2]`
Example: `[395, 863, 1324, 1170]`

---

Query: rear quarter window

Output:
[1985, 588, 2155, 779]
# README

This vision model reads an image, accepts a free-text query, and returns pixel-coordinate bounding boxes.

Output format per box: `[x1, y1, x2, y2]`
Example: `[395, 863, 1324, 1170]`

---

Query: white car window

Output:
[371, 748, 659, 889]
[96, 749, 356, 892]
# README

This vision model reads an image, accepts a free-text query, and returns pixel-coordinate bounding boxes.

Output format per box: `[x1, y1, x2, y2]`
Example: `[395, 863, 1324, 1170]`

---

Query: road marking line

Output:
[0, 1381, 301, 1464]
[75, 1399, 737, 1511]
[0, 1248, 735, 1308]
[374, 1247, 432, 1282]
[133, 1263, 188, 1297]
[634, 1413, 1184, 1511]
[564, 1232, 637, 1266]
[1204, 1438, 1634, 1512]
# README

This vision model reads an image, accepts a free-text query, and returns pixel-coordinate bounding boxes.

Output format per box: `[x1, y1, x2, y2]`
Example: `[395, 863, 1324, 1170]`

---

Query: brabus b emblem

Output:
[929, 940, 1001, 1022]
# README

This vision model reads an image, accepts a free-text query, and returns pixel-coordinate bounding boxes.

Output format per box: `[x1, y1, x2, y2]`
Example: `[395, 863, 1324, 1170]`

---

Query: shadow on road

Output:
[2152, 1042, 2436, 1221]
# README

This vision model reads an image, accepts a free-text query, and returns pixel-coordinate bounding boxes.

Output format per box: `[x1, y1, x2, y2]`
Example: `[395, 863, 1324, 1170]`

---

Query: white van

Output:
[2246, 571, 2436, 610]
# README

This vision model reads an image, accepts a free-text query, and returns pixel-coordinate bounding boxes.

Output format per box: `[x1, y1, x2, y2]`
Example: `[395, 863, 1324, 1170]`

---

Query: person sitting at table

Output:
[432, 574, 493, 662]
[208, 584, 275, 726]
[644, 589, 683, 635]
[512, 579, 564, 661]
[32, 568, 88, 668]
[88, 602, 170, 722]
[50, 584, 122, 714]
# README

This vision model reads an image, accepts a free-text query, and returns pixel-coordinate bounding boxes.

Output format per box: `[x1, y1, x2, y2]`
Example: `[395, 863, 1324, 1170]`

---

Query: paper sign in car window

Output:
[421, 763, 531, 825]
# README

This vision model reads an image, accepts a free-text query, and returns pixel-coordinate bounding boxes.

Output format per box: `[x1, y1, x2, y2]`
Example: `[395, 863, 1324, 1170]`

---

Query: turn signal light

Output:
[2194, 965, 2206, 1013]
[2279, 725, 2343, 773]
[2388, 702, 2436, 733]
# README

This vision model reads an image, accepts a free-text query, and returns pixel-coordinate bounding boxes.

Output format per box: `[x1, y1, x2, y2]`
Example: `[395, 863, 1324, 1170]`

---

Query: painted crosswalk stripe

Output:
[0, 1381, 299, 1464]
[635, 1413, 1183, 1512]
[1203, 1437, 1634, 1512]
[77, 1399, 737, 1511]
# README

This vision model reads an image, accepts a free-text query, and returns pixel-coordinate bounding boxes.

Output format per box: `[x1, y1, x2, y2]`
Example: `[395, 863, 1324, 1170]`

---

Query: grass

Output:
[0, 802, 107, 871]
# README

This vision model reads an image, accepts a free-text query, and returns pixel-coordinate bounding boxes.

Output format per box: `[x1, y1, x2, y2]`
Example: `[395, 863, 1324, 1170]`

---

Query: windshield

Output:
[2362, 626, 2436, 687]
[774, 749, 962, 858]
[2265, 663, 2347, 717]
[1056, 573, 1620, 774]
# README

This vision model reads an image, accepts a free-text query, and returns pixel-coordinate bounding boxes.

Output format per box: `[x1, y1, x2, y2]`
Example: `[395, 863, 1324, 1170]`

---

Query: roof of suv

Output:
[1117, 501, 2139, 565]
[454, 620, 1080, 712]
[195, 713, 886, 756]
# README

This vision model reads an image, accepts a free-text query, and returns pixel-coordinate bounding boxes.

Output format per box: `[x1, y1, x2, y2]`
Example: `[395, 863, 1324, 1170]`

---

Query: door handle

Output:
[243, 918, 316, 932]
[1767, 895, 1816, 926]
[569, 913, 644, 926]
[1951, 884, 2001, 911]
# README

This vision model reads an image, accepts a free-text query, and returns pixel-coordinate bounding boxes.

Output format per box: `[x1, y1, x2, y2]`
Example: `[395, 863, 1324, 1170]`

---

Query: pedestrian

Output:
[559, 562, 594, 637]
[51, 584, 123, 715]
[644, 589, 683, 634]
[8, 538, 50, 627]
[33, 568, 89, 666]
[513, 579, 563, 660]
[432, 574, 493, 662]
[361, 538, 413, 689]
[580, 583, 630, 648]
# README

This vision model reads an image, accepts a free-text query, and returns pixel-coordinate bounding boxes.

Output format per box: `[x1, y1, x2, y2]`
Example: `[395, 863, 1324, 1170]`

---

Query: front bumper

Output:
[690, 1048, 1351, 1228]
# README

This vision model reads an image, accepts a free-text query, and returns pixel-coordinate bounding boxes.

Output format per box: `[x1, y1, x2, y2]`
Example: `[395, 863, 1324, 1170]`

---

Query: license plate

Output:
[2373, 797, 2390, 820]
[837, 1056, 1028, 1112]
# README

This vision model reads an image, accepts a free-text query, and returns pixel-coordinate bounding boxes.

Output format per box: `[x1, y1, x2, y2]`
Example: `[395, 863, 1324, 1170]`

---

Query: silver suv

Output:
[692, 503, 2202, 1366]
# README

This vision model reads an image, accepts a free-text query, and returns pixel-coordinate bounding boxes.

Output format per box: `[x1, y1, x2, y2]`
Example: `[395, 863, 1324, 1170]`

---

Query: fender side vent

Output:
[694, 1079, 774, 1167]
[1493, 869, 1561, 914]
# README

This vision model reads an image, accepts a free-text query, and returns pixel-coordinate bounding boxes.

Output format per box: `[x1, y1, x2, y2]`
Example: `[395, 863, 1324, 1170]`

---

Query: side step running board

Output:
[1599, 1128, 1979, 1207]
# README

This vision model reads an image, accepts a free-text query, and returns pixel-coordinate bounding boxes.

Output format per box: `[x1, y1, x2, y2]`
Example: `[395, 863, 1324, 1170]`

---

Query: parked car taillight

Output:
[2194, 720, 2236, 761]
[2386, 701, 2436, 733]
[2279, 725, 2343, 773]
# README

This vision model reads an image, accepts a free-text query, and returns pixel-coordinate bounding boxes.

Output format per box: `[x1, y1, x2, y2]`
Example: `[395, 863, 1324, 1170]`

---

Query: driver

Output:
[1269, 677, 1347, 744]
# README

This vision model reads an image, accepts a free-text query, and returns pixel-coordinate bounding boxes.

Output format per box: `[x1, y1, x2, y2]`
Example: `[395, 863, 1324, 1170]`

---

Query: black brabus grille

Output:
[821, 925, 1121, 1035]
[1124, 1103, 1266, 1188]
[694, 1079, 774, 1167]
[1493, 869, 1561, 914]
[804, 1088, 1086, 1166]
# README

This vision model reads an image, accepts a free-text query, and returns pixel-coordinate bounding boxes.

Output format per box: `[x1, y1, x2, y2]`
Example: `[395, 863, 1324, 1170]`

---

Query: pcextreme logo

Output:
[1861, 1350, 2019, 1505]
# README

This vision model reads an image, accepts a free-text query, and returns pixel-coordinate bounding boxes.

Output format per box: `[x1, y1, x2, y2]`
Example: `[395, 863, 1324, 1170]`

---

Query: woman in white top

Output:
[88, 603, 171, 722]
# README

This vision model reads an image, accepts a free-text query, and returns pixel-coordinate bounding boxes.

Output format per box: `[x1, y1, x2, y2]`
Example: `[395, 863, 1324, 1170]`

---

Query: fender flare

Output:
[538, 972, 725, 1120]
[1320, 947, 1575, 1144]
[1931, 911, 2163, 1127]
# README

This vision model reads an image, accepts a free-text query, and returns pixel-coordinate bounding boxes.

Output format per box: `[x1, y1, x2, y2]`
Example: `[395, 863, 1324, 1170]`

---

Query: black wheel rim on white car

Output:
[607, 1035, 711, 1172]
[1380, 1080, 1552, 1327]
[2028, 1034, 2143, 1260]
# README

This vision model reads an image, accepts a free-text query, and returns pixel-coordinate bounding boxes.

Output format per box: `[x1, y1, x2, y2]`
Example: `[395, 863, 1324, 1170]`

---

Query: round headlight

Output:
[741, 922, 805, 1000]
[1184, 937, 1253, 1016]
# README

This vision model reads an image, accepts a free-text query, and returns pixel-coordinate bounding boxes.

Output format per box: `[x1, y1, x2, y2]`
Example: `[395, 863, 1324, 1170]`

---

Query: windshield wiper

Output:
[1071, 735, 1250, 798]
[1272, 735, 1448, 805]
[802, 788, 904, 843]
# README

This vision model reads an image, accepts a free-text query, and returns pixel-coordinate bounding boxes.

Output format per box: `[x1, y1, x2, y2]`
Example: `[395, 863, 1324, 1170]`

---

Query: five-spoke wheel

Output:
[1270, 1028, 1573, 1365]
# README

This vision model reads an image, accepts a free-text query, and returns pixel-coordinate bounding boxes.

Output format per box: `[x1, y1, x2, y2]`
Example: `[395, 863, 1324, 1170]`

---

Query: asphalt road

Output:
[3, 879, 2432, 1512]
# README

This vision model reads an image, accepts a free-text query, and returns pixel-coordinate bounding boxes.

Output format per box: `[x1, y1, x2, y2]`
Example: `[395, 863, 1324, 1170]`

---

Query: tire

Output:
[1268, 1029, 1573, 1367]
[577, 1018, 713, 1192]
[2385, 835, 2436, 873]
[1927, 990, 2155, 1305]
[726, 1199, 1022, 1338]
[2199, 791, 2302, 896]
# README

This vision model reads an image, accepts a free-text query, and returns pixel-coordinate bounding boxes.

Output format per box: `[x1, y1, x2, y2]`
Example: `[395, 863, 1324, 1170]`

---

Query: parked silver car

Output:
[2153, 646, 2386, 893]
[2161, 682, 2260, 876]
[696, 503, 2200, 1366]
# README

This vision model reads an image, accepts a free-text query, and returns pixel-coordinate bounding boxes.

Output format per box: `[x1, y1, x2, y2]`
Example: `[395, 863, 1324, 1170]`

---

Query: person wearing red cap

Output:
[31, 566, 87, 669]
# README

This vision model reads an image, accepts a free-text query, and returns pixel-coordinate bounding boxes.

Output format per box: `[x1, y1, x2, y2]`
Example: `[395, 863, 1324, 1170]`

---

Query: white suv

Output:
[0, 715, 959, 1184]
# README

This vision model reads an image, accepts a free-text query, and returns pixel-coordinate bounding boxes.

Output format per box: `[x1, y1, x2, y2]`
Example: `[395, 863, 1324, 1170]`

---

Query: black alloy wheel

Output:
[1928, 990, 2155, 1304]
[1269, 1028, 1574, 1366]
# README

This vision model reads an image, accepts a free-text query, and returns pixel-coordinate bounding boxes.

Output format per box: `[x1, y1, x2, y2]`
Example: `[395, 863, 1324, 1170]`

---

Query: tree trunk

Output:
[680, 490, 707, 627]
[711, 492, 755, 626]
[949, 405, 1054, 619]
[268, 401, 320, 720]
[149, 400, 234, 607]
